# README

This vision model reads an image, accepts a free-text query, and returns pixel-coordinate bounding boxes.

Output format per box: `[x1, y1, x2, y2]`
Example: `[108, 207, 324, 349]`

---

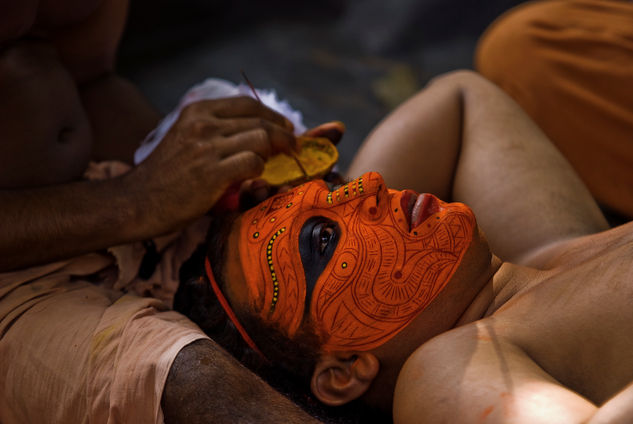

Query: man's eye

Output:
[318, 225, 336, 254]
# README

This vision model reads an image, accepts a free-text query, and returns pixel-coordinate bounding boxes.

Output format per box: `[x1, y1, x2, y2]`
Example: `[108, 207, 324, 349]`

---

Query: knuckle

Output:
[181, 101, 202, 115]
[241, 151, 265, 173]
[254, 127, 268, 141]
[186, 119, 219, 138]
[237, 95, 258, 106]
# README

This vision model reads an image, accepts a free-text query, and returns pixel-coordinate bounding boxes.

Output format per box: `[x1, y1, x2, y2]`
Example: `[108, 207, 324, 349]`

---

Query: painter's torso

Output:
[0, 0, 126, 187]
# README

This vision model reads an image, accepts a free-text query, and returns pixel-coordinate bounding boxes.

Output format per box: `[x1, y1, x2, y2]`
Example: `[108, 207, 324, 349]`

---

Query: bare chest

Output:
[495, 229, 633, 403]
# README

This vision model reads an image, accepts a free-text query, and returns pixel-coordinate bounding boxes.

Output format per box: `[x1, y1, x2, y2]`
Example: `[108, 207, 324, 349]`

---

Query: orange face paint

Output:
[238, 172, 475, 352]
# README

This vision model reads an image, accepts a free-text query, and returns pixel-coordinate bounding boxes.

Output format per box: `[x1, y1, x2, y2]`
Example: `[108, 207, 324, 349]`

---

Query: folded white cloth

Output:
[134, 78, 307, 164]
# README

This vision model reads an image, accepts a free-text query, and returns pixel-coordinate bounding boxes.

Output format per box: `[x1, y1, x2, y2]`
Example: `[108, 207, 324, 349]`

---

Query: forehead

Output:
[236, 174, 383, 330]
[241, 174, 376, 228]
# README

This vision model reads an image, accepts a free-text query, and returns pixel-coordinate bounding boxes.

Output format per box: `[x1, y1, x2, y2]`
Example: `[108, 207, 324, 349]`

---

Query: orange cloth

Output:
[0, 161, 210, 423]
[476, 0, 633, 217]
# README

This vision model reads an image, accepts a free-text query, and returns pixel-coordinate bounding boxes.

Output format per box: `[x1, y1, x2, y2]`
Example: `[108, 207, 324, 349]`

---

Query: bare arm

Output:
[348, 70, 608, 264]
[162, 339, 321, 424]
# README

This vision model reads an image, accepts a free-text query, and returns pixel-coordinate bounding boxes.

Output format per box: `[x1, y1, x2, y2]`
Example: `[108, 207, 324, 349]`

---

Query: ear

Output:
[310, 352, 380, 406]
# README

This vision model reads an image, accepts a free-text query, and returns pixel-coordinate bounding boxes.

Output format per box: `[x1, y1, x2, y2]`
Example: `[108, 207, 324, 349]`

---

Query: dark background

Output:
[118, 0, 527, 170]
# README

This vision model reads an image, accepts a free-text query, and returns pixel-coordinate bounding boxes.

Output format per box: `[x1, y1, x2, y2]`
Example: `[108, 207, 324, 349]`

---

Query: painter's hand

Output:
[126, 96, 297, 234]
[238, 121, 347, 210]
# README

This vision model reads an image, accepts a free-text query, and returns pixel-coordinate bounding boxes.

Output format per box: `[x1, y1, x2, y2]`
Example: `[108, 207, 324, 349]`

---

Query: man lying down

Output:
[175, 70, 633, 423]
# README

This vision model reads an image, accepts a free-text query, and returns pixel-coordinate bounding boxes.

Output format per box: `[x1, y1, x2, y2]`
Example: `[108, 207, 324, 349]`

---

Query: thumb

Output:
[303, 121, 345, 145]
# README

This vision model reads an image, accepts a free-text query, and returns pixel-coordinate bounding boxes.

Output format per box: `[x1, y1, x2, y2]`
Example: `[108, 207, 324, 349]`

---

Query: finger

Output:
[218, 117, 294, 139]
[217, 128, 271, 160]
[225, 118, 299, 152]
[277, 184, 294, 193]
[222, 122, 298, 156]
[239, 178, 272, 210]
[209, 96, 294, 131]
[219, 150, 266, 183]
[303, 121, 346, 145]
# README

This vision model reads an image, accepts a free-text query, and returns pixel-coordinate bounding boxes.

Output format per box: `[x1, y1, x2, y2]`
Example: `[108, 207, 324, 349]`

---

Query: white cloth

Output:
[134, 78, 307, 164]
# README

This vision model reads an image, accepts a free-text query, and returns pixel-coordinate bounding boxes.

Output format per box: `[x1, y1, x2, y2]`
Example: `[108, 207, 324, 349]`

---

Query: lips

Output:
[411, 193, 440, 231]
[400, 190, 417, 231]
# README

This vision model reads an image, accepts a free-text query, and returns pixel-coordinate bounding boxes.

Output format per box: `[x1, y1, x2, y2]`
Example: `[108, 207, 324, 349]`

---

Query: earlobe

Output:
[310, 352, 380, 406]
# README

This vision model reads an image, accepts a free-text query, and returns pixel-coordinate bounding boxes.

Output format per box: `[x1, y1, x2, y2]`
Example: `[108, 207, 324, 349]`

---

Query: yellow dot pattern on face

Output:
[344, 185, 349, 197]
[286, 202, 293, 208]
[270, 217, 276, 223]
[267, 227, 286, 312]
[358, 177, 364, 194]
[327, 192, 333, 204]
[253, 232, 259, 239]
[342, 262, 348, 269]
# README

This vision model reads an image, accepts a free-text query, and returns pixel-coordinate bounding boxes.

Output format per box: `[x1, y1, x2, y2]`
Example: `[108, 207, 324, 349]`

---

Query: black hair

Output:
[174, 212, 391, 424]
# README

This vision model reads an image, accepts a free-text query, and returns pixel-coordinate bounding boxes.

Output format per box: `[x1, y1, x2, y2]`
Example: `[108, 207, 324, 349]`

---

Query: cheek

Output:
[310, 210, 475, 351]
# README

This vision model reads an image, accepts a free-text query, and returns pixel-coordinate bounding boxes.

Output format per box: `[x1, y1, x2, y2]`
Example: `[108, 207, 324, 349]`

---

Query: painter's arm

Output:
[162, 339, 321, 424]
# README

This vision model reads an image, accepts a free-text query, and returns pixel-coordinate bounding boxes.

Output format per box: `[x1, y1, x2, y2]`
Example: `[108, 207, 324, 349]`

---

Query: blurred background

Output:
[118, 0, 528, 170]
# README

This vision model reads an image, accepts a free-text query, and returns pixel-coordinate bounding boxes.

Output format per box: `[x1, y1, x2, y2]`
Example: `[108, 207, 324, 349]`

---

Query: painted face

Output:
[237, 172, 475, 352]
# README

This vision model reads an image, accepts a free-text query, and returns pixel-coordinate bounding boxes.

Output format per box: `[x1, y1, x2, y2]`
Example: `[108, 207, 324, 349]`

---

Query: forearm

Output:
[0, 175, 150, 271]
[162, 339, 322, 424]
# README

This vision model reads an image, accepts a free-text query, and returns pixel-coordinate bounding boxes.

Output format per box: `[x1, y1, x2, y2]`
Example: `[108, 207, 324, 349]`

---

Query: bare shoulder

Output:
[393, 319, 596, 424]
[523, 220, 633, 269]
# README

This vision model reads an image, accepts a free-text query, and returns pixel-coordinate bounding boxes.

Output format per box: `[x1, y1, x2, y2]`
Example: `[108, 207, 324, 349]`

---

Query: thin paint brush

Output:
[240, 70, 308, 179]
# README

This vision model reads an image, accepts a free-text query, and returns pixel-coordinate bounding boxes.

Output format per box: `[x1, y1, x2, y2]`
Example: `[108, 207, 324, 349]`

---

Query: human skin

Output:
[0, 2, 321, 422]
[0, 0, 297, 272]
[215, 71, 633, 422]
[347, 71, 633, 422]
[162, 339, 321, 424]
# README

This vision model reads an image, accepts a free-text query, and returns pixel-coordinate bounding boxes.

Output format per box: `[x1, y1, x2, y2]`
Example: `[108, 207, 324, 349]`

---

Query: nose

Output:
[355, 172, 388, 198]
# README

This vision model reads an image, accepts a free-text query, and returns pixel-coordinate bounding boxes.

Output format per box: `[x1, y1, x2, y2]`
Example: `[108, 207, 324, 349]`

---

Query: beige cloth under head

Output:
[0, 161, 210, 423]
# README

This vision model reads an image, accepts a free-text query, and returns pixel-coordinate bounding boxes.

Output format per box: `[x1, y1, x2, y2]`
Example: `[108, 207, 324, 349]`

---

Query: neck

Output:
[456, 256, 547, 326]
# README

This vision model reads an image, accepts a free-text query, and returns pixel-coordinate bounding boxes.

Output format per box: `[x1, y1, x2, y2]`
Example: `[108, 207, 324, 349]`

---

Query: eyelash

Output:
[317, 223, 336, 254]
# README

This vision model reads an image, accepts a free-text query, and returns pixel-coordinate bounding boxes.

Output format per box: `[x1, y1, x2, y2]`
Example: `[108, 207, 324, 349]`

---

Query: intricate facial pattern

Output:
[238, 172, 475, 352]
